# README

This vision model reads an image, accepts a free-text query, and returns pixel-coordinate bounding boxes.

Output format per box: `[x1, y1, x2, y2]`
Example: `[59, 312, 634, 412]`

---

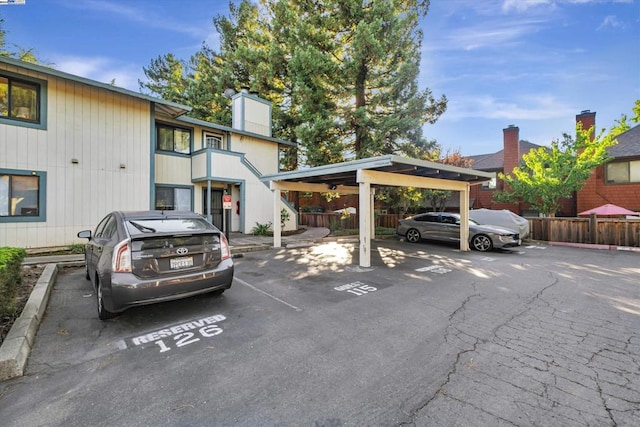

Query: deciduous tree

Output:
[494, 101, 639, 216]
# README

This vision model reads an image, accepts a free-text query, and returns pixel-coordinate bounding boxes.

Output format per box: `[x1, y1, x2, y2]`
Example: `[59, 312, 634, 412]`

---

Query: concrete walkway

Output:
[22, 227, 332, 266]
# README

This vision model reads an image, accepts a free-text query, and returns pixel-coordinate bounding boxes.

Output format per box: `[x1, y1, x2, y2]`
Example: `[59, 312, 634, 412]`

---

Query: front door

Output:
[202, 189, 223, 229]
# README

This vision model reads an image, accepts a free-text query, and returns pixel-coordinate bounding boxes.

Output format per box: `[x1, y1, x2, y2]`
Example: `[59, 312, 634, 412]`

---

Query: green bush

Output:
[0, 247, 27, 318]
[251, 222, 272, 236]
[280, 208, 290, 228]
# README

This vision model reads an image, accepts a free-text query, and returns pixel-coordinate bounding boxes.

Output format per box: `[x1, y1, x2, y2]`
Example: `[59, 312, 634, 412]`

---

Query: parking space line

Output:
[234, 277, 303, 312]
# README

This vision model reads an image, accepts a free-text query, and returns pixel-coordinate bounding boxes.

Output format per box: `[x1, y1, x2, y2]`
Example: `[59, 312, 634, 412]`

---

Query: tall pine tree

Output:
[139, 0, 447, 167]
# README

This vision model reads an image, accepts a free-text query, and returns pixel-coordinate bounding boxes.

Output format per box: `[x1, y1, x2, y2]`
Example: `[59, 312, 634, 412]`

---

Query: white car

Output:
[469, 209, 530, 239]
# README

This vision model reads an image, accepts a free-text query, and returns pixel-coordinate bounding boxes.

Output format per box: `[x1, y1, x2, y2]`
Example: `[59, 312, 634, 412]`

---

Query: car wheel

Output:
[406, 228, 421, 243]
[84, 258, 90, 280]
[471, 234, 493, 252]
[96, 279, 117, 320]
[210, 289, 225, 297]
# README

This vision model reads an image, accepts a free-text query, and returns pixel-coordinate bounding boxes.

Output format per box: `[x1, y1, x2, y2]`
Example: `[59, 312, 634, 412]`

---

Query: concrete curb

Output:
[0, 264, 58, 382]
[548, 241, 640, 252]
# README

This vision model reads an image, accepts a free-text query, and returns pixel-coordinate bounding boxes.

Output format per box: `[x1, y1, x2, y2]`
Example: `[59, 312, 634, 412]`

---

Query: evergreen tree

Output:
[139, 0, 446, 167]
[0, 17, 41, 63]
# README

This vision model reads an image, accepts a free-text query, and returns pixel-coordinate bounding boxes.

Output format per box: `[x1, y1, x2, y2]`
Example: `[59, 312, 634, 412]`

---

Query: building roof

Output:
[1, 56, 296, 147]
[0, 56, 191, 118]
[262, 155, 494, 188]
[608, 124, 640, 158]
[178, 115, 296, 147]
[468, 140, 541, 171]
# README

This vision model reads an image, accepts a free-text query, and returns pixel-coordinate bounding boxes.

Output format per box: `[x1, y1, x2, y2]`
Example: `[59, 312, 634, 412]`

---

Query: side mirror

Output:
[77, 230, 92, 239]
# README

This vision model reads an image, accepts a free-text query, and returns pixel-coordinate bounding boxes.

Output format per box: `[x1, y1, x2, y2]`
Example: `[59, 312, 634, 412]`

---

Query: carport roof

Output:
[261, 155, 494, 187]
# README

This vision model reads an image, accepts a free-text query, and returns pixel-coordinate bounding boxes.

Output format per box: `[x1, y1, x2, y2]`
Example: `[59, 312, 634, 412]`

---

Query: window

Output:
[155, 186, 192, 211]
[157, 124, 191, 154]
[204, 133, 223, 150]
[101, 216, 118, 239]
[0, 169, 46, 222]
[94, 214, 110, 238]
[481, 175, 497, 190]
[0, 75, 40, 123]
[606, 160, 640, 184]
[415, 215, 438, 222]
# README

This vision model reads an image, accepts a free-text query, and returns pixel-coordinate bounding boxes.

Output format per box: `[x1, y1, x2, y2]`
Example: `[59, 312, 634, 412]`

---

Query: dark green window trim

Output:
[0, 70, 47, 130]
[154, 185, 194, 211]
[156, 122, 192, 155]
[0, 168, 47, 223]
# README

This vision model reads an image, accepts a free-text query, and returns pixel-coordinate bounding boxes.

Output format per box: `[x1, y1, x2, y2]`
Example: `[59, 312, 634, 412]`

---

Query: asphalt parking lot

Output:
[1, 239, 639, 426]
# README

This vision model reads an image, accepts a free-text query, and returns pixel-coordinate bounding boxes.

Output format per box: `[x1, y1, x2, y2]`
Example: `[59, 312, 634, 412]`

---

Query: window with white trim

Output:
[204, 133, 223, 150]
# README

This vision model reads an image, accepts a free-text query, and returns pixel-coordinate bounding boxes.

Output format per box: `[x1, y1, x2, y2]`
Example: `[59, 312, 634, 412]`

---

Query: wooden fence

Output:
[299, 213, 402, 230]
[300, 212, 640, 247]
[528, 217, 640, 247]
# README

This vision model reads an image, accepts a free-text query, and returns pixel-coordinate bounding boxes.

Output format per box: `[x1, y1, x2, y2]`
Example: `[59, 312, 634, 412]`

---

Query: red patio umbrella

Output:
[578, 203, 638, 217]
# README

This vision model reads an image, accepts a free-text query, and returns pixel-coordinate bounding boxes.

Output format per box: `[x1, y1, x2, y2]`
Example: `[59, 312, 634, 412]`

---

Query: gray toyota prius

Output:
[77, 210, 234, 320]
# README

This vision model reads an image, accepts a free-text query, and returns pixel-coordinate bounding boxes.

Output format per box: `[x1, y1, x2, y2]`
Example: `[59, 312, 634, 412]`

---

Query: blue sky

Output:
[1, 0, 638, 156]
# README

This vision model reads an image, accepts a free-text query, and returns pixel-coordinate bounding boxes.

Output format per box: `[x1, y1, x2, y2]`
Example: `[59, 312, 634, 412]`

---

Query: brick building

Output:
[575, 111, 640, 214]
[468, 110, 640, 217]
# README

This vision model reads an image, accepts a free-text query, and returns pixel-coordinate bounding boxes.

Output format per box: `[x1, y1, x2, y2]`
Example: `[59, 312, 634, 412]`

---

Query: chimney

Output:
[503, 124, 520, 173]
[231, 90, 273, 137]
[576, 110, 596, 141]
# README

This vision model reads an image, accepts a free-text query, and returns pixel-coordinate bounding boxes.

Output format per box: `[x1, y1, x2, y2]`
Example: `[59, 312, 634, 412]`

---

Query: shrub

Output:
[0, 247, 27, 318]
[280, 208, 290, 228]
[251, 222, 272, 236]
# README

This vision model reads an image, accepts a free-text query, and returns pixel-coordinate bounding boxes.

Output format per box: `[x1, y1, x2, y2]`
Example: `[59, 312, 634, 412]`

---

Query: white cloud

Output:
[501, 0, 631, 13]
[442, 94, 575, 121]
[63, 0, 210, 40]
[52, 55, 142, 91]
[597, 15, 623, 30]
[431, 18, 546, 52]
[502, 0, 553, 13]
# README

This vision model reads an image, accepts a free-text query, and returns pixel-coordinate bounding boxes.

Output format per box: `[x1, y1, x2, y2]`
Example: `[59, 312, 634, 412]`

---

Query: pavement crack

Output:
[399, 336, 481, 426]
[490, 273, 559, 336]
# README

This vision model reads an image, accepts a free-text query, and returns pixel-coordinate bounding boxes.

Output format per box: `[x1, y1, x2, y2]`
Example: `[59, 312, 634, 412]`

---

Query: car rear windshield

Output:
[125, 218, 214, 235]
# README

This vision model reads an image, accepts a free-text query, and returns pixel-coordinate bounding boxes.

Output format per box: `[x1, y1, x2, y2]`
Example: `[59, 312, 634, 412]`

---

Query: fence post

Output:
[589, 213, 597, 244]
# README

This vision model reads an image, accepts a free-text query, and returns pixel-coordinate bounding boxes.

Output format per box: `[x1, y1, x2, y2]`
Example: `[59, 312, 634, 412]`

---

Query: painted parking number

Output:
[129, 314, 226, 354]
[155, 325, 223, 353]
[334, 281, 377, 296]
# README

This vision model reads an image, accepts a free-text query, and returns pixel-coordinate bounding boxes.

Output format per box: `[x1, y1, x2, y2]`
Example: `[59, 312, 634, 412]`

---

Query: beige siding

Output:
[155, 154, 192, 185]
[243, 98, 270, 136]
[191, 151, 207, 180]
[230, 135, 279, 175]
[1, 64, 151, 248]
[206, 151, 293, 232]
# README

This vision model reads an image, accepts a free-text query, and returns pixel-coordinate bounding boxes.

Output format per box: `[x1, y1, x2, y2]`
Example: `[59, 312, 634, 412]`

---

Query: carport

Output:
[261, 155, 493, 268]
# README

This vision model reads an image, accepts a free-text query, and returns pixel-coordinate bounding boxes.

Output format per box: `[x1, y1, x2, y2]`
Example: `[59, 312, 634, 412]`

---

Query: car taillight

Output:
[113, 240, 132, 272]
[220, 234, 231, 260]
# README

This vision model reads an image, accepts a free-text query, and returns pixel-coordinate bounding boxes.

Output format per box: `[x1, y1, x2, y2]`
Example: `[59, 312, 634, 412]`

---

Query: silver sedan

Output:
[396, 212, 521, 252]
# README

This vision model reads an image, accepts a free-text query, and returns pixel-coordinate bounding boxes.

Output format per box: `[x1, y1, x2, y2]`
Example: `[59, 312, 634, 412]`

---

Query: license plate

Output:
[170, 256, 193, 269]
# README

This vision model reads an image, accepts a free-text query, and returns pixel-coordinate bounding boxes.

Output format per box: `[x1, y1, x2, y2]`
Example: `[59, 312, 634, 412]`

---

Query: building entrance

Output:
[202, 189, 223, 229]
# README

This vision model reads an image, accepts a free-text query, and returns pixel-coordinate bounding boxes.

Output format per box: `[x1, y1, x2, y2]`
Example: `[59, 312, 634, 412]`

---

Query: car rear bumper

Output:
[105, 258, 234, 312]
